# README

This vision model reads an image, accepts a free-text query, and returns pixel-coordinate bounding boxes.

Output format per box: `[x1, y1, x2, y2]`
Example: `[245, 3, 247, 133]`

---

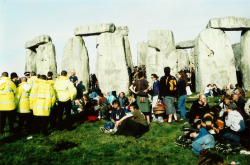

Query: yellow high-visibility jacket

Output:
[0, 77, 16, 111]
[54, 76, 76, 102]
[28, 76, 38, 88]
[30, 80, 56, 116]
[15, 82, 31, 113]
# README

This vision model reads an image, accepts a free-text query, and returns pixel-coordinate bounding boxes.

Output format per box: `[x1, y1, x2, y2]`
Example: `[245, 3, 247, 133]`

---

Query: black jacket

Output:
[177, 80, 187, 96]
[188, 100, 210, 124]
[158, 75, 177, 99]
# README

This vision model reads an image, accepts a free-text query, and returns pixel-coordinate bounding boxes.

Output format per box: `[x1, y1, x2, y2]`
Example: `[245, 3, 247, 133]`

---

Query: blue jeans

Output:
[178, 94, 187, 119]
[192, 134, 215, 155]
[104, 121, 115, 130]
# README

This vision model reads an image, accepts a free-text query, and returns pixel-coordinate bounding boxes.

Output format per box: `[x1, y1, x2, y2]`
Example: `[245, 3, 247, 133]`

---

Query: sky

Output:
[0, 0, 249, 77]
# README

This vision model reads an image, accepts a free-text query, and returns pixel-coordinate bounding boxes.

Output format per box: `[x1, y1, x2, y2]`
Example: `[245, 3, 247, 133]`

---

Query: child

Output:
[188, 127, 215, 157]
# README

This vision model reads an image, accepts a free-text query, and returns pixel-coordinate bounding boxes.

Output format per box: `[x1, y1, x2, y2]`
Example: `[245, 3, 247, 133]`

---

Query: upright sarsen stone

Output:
[137, 42, 147, 66]
[96, 33, 129, 95]
[194, 29, 237, 92]
[25, 49, 37, 73]
[177, 49, 189, 71]
[232, 43, 241, 71]
[62, 36, 89, 95]
[36, 42, 57, 79]
[240, 30, 250, 91]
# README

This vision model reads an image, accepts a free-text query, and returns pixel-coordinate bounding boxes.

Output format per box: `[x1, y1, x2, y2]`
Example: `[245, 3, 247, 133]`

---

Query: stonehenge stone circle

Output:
[25, 35, 57, 79]
[194, 28, 237, 92]
[62, 36, 90, 95]
[240, 30, 250, 91]
[25, 35, 52, 49]
[36, 42, 57, 79]
[207, 16, 250, 31]
[176, 49, 189, 71]
[96, 33, 130, 95]
[232, 43, 241, 71]
[74, 23, 115, 36]
[176, 40, 195, 49]
[137, 41, 148, 66]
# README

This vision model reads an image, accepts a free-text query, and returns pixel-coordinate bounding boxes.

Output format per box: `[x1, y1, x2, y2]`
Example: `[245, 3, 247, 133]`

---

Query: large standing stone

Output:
[25, 49, 37, 72]
[62, 36, 89, 95]
[147, 30, 175, 54]
[74, 23, 115, 36]
[240, 30, 250, 91]
[232, 43, 241, 71]
[36, 42, 57, 79]
[96, 33, 130, 95]
[189, 48, 195, 69]
[177, 49, 189, 71]
[25, 35, 52, 49]
[207, 17, 250, 31]
[176, 40, 195, 49]
[137, 42, 147, 66]
[194, 29, 237, 92]
[146, 48, 178, 84]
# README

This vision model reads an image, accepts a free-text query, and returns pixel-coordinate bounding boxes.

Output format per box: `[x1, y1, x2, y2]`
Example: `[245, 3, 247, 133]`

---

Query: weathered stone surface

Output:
[36, 42, 57, 79]
[115, 26, 129, 36]
[137, 42, 147, 66]
[74, 23, 115, 36]
[189, 48, 195, 69]
[240, 30, 250, 91]
[25, 35, 52, 49]
[62, 36, 89, 95]
[96, 33, 130, 94]
[207, 17, 250, 31]
[25, 49, 37, 73]
[146, 48, 178, 84]
[177, 49, 189, 71]
[147, 30, 175, 54]
[232, 43, 241, 71]
[124, 36, 134, 72]
[176, 40, 195, 49]
[194, 29, 237, 92]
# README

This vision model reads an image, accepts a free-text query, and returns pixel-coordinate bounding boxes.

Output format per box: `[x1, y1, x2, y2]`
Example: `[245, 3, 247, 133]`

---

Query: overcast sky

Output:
[0, 0, 249, 77]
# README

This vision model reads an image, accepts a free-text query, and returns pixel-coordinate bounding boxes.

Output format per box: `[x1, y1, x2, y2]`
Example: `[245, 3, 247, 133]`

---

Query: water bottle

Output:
[98, 111, 101, 120]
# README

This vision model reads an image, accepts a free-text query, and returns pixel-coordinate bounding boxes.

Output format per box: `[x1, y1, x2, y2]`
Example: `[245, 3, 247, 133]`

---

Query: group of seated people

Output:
[186, 89, 249, 157]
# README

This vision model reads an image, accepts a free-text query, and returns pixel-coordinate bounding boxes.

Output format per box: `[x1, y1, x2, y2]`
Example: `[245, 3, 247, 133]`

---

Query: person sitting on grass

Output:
[188, 94, 210, 124]
[100, 100, 125, 133]
[113, 102, 148, 137]
[188, 127, 215, 158]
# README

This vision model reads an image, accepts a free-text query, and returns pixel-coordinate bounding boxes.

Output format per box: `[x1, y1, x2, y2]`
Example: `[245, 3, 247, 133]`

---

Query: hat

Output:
[10, 72, 18, 79]
[24, 72, 30, 76]
[227, 103, 237, 110]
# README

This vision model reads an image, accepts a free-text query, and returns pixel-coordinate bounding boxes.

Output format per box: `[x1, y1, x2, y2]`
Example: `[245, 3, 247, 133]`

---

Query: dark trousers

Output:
[49, 105, 58, 128]
[17, 113, 32, 130]
[115, 118, 148, 137]
[33, 116, 49, 135]
[0, 110, 16, 134]
[57, 100, 72, 130]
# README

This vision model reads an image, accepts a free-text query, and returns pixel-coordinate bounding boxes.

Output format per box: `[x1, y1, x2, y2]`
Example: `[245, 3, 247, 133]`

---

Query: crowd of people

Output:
[0, 65, 249, 158]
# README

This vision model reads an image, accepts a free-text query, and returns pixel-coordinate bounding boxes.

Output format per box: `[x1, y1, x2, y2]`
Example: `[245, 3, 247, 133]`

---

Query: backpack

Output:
[165, 76, 177, 93]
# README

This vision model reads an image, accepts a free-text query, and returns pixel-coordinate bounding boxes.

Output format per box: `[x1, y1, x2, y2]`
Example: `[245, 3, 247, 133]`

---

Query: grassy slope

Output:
[0, 96, 249, 165]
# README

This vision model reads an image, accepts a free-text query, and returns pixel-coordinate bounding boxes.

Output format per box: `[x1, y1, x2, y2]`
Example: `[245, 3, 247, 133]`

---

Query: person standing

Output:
[69, 72, 78, 87]
[28, 71, 38, 88]
[54, 71, 77, 130]
[158, 67, 178, 123]
[11, 72, 19, 87]
[30, 75, 56, 135]
[130, 72, 151, 124]
[15, 77, 32, 132]
[150, 74, 160, 122]
[0, 72, 16, 134]
[177, 71, 188, 120]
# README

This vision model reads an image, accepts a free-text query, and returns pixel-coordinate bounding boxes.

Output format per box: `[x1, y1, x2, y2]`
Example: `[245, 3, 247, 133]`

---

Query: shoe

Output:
[100, 127, 108, 133]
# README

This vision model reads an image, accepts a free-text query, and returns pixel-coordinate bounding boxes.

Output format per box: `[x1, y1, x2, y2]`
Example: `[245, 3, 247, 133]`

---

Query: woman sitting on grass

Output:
[113, 102, 149, 137]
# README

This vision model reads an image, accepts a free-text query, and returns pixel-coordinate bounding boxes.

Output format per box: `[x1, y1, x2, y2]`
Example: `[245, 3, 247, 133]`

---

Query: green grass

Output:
[0, 96, 249, 165]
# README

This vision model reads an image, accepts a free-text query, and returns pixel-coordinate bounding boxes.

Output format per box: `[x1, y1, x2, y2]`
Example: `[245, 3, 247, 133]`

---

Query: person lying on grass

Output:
[113, 102, 149, 137]
[188, 127, 215, 158]
[100, 99, 125, 133]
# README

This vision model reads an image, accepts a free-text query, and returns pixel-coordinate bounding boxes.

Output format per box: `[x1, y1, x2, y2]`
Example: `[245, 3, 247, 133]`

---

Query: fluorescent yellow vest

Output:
[30, 80, 56, 116]
[54, 76, 77, 102]
[0, 77, 16, 111]
[15, 82, 31, 113]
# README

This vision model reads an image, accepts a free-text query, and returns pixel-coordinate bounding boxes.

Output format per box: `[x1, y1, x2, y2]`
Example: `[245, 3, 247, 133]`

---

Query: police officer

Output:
[0, 72, 17, 134]
[15, 77, 32, 131]
[54, 71, 76, 130]
[28, 71, 38, 88]
[30, 75, 55, 135]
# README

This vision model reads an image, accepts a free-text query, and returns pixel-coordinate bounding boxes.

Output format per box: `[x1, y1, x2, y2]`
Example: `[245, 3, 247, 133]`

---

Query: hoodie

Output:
[225, 110, 245, 132]
[107, 90, 116, 104]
